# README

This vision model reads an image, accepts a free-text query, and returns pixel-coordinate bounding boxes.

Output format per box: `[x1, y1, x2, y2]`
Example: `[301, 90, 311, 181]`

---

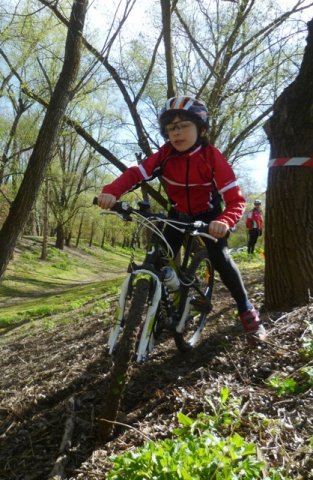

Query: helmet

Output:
[254, 200, 261, 205]
[159, 96, 209, 136]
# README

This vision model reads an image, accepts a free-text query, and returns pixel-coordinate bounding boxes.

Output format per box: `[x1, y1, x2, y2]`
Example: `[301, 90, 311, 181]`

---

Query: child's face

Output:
[165, 115, 198, 152]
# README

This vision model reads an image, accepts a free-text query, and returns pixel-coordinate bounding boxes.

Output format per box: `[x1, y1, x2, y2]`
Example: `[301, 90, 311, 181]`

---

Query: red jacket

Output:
[102, 142, 246, 229]
[246, 208, 263, 230]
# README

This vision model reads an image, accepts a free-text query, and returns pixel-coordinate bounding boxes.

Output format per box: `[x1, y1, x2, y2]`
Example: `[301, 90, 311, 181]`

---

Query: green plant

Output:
[107, 388, 289, 480]
[266, 368, 313, 396]
[266, 375, 299, 396]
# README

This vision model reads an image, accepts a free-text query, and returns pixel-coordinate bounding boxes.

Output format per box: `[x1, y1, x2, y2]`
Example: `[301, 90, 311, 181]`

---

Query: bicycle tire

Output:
[99, 277, 151, 438]
[174, 249, 214, 352]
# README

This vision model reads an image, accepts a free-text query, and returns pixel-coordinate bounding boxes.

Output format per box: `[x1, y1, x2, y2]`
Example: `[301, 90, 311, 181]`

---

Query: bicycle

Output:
[94, 198, 216, 437]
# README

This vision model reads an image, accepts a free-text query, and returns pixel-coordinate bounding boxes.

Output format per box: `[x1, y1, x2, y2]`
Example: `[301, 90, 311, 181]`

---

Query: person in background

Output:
[246, 200, 263, 254]
[97, 95, 266, 341]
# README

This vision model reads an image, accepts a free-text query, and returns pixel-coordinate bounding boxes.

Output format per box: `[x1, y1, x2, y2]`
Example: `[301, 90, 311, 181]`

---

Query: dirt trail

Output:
[0, 268, 312, 479]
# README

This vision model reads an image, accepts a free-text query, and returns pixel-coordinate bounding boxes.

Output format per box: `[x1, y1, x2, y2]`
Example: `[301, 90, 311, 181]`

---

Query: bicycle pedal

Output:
[190, 297, 212, 313]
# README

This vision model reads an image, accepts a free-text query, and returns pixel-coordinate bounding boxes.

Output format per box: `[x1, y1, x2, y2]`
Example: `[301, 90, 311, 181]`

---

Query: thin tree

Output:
[40, 178, 49, 261]
[264, 18, 313, 310]
[160, 0, 178, 98]
[0, 0, 88, 279]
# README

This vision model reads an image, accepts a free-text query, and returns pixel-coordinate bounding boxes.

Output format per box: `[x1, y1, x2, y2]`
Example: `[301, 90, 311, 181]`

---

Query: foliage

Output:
[107, 388, 289, 480]
[266, 367, 313, 397]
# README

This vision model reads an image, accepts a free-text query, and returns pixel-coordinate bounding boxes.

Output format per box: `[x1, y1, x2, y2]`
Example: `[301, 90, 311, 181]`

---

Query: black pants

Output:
[163, 211, 251, 314]
[247, 229, 260, 254]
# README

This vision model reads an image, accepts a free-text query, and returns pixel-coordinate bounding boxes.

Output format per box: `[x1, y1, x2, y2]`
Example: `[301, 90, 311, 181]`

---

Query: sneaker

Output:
[239, 308, 267, 341]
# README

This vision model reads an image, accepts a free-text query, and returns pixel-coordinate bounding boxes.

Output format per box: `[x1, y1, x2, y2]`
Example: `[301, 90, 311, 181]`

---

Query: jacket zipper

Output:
[185, 157, 192, 215]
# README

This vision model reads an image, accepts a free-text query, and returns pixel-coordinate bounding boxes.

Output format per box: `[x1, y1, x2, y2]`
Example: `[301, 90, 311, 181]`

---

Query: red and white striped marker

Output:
[268, 157, 313, 167]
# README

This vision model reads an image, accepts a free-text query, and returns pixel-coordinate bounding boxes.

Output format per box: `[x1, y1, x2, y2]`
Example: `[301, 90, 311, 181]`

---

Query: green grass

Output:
[0, 237, 128, 332]
[230, 247, 265, 270]
[0, 279, 122, 331]
[0, 236, 265, 334]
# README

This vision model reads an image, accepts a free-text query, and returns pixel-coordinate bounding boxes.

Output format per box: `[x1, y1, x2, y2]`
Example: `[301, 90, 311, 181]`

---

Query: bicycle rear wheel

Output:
[174, 249, 214, 352]
[100, 277, 151, 438]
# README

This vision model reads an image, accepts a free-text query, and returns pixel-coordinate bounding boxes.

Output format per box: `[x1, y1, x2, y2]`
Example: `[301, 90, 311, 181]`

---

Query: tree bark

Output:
[160, 0, 176, 98]
[0, 0, 88, 279]
[40, 179, 49, 261]
[55, 224, 65, 251]
[76, 214, 84, 247]
[264, 18, 313, 310]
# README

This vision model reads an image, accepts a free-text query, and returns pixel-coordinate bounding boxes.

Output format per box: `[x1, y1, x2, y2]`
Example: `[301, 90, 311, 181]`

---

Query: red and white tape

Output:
[268, 157, 313, 167]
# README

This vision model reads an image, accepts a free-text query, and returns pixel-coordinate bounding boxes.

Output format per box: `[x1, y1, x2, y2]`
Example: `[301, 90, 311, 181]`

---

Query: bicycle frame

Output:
[101, 201, 216, 362]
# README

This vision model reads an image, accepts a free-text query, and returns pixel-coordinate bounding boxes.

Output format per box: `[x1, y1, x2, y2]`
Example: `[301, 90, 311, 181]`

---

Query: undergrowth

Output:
[107, 387, 289, 480]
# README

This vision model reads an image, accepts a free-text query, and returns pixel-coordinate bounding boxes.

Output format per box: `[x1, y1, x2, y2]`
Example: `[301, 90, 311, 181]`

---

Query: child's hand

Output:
[98, 193, 117, 209]
[209, 221, 228, 239]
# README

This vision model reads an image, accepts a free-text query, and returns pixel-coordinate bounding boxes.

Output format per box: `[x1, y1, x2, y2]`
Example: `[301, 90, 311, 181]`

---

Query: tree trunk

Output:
[101, 226, 105, 249]
[89, 221, 95, 247]
[65, 232, 71, 247]
[0, 0, 88, 279]
[76, 214, 84, 247]
[264, 18, 313, 310]
[160, 0, 177, 98]
[265, 168, 313, 309]
[55, 224, 65, 250]
[0, 97, 30, 186]
[40, 180, 49, 260]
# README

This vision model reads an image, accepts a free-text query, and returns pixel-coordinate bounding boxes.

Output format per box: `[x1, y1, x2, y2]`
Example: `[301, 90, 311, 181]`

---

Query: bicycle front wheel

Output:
[174, 249, 214, 352]
[100, 277, 151, 438]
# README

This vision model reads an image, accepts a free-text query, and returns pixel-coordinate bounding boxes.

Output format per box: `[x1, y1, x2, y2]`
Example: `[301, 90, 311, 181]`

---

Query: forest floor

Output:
[0, 244, 313, 480]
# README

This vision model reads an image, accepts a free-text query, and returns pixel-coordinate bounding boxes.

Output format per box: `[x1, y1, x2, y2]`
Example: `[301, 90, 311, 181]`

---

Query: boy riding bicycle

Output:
[98, 95, 266, 341]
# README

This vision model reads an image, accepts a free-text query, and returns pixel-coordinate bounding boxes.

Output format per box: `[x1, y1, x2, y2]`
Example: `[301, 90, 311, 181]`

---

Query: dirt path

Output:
[0, 269, 312, 479]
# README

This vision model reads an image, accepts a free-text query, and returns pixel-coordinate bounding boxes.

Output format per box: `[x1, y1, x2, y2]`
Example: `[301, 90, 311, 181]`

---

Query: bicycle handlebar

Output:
[93, 197, 218, 242]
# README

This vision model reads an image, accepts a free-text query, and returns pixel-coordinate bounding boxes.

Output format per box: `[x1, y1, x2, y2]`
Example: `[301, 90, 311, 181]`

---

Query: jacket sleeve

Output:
[102, 144, 170, 198]
[209, 146, 246, 229]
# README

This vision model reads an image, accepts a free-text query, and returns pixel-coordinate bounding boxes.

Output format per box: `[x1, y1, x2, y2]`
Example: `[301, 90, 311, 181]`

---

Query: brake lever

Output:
[191, 230, 218, 242]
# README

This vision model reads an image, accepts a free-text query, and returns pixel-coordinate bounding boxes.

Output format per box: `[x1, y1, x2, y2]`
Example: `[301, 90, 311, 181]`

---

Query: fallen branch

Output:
[48, 396, 75, 480]
[98, 416, 153, 442]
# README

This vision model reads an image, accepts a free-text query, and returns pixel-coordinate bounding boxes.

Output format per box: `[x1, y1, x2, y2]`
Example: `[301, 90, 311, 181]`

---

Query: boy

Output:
[98, 96, 266, 341]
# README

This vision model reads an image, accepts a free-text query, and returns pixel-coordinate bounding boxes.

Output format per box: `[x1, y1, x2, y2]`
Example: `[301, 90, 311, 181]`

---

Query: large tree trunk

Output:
[264, 19, 313, 310]
[0, 0, 88, 279]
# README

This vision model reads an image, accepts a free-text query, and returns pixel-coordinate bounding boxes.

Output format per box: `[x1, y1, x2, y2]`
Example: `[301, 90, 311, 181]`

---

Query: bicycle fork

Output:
[107, 270, 162, 362]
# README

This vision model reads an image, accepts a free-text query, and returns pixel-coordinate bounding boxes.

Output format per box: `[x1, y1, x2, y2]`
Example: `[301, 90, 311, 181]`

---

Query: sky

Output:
[237, 152, 268, 192]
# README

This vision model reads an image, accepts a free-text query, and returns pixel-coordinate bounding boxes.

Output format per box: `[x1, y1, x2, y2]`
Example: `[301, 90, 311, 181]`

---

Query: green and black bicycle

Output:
[94, 199, 216, 436]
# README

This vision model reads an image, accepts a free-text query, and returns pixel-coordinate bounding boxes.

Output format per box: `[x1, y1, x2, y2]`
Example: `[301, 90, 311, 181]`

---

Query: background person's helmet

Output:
[254, 200, 262, 205]
[159, 95, 209, 137]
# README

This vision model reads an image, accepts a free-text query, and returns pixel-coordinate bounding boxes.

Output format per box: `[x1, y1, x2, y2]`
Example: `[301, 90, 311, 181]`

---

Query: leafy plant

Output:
[107, 388, 289, 480]
[266, 368, 313, 396]
[266, 375, 299, 396]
